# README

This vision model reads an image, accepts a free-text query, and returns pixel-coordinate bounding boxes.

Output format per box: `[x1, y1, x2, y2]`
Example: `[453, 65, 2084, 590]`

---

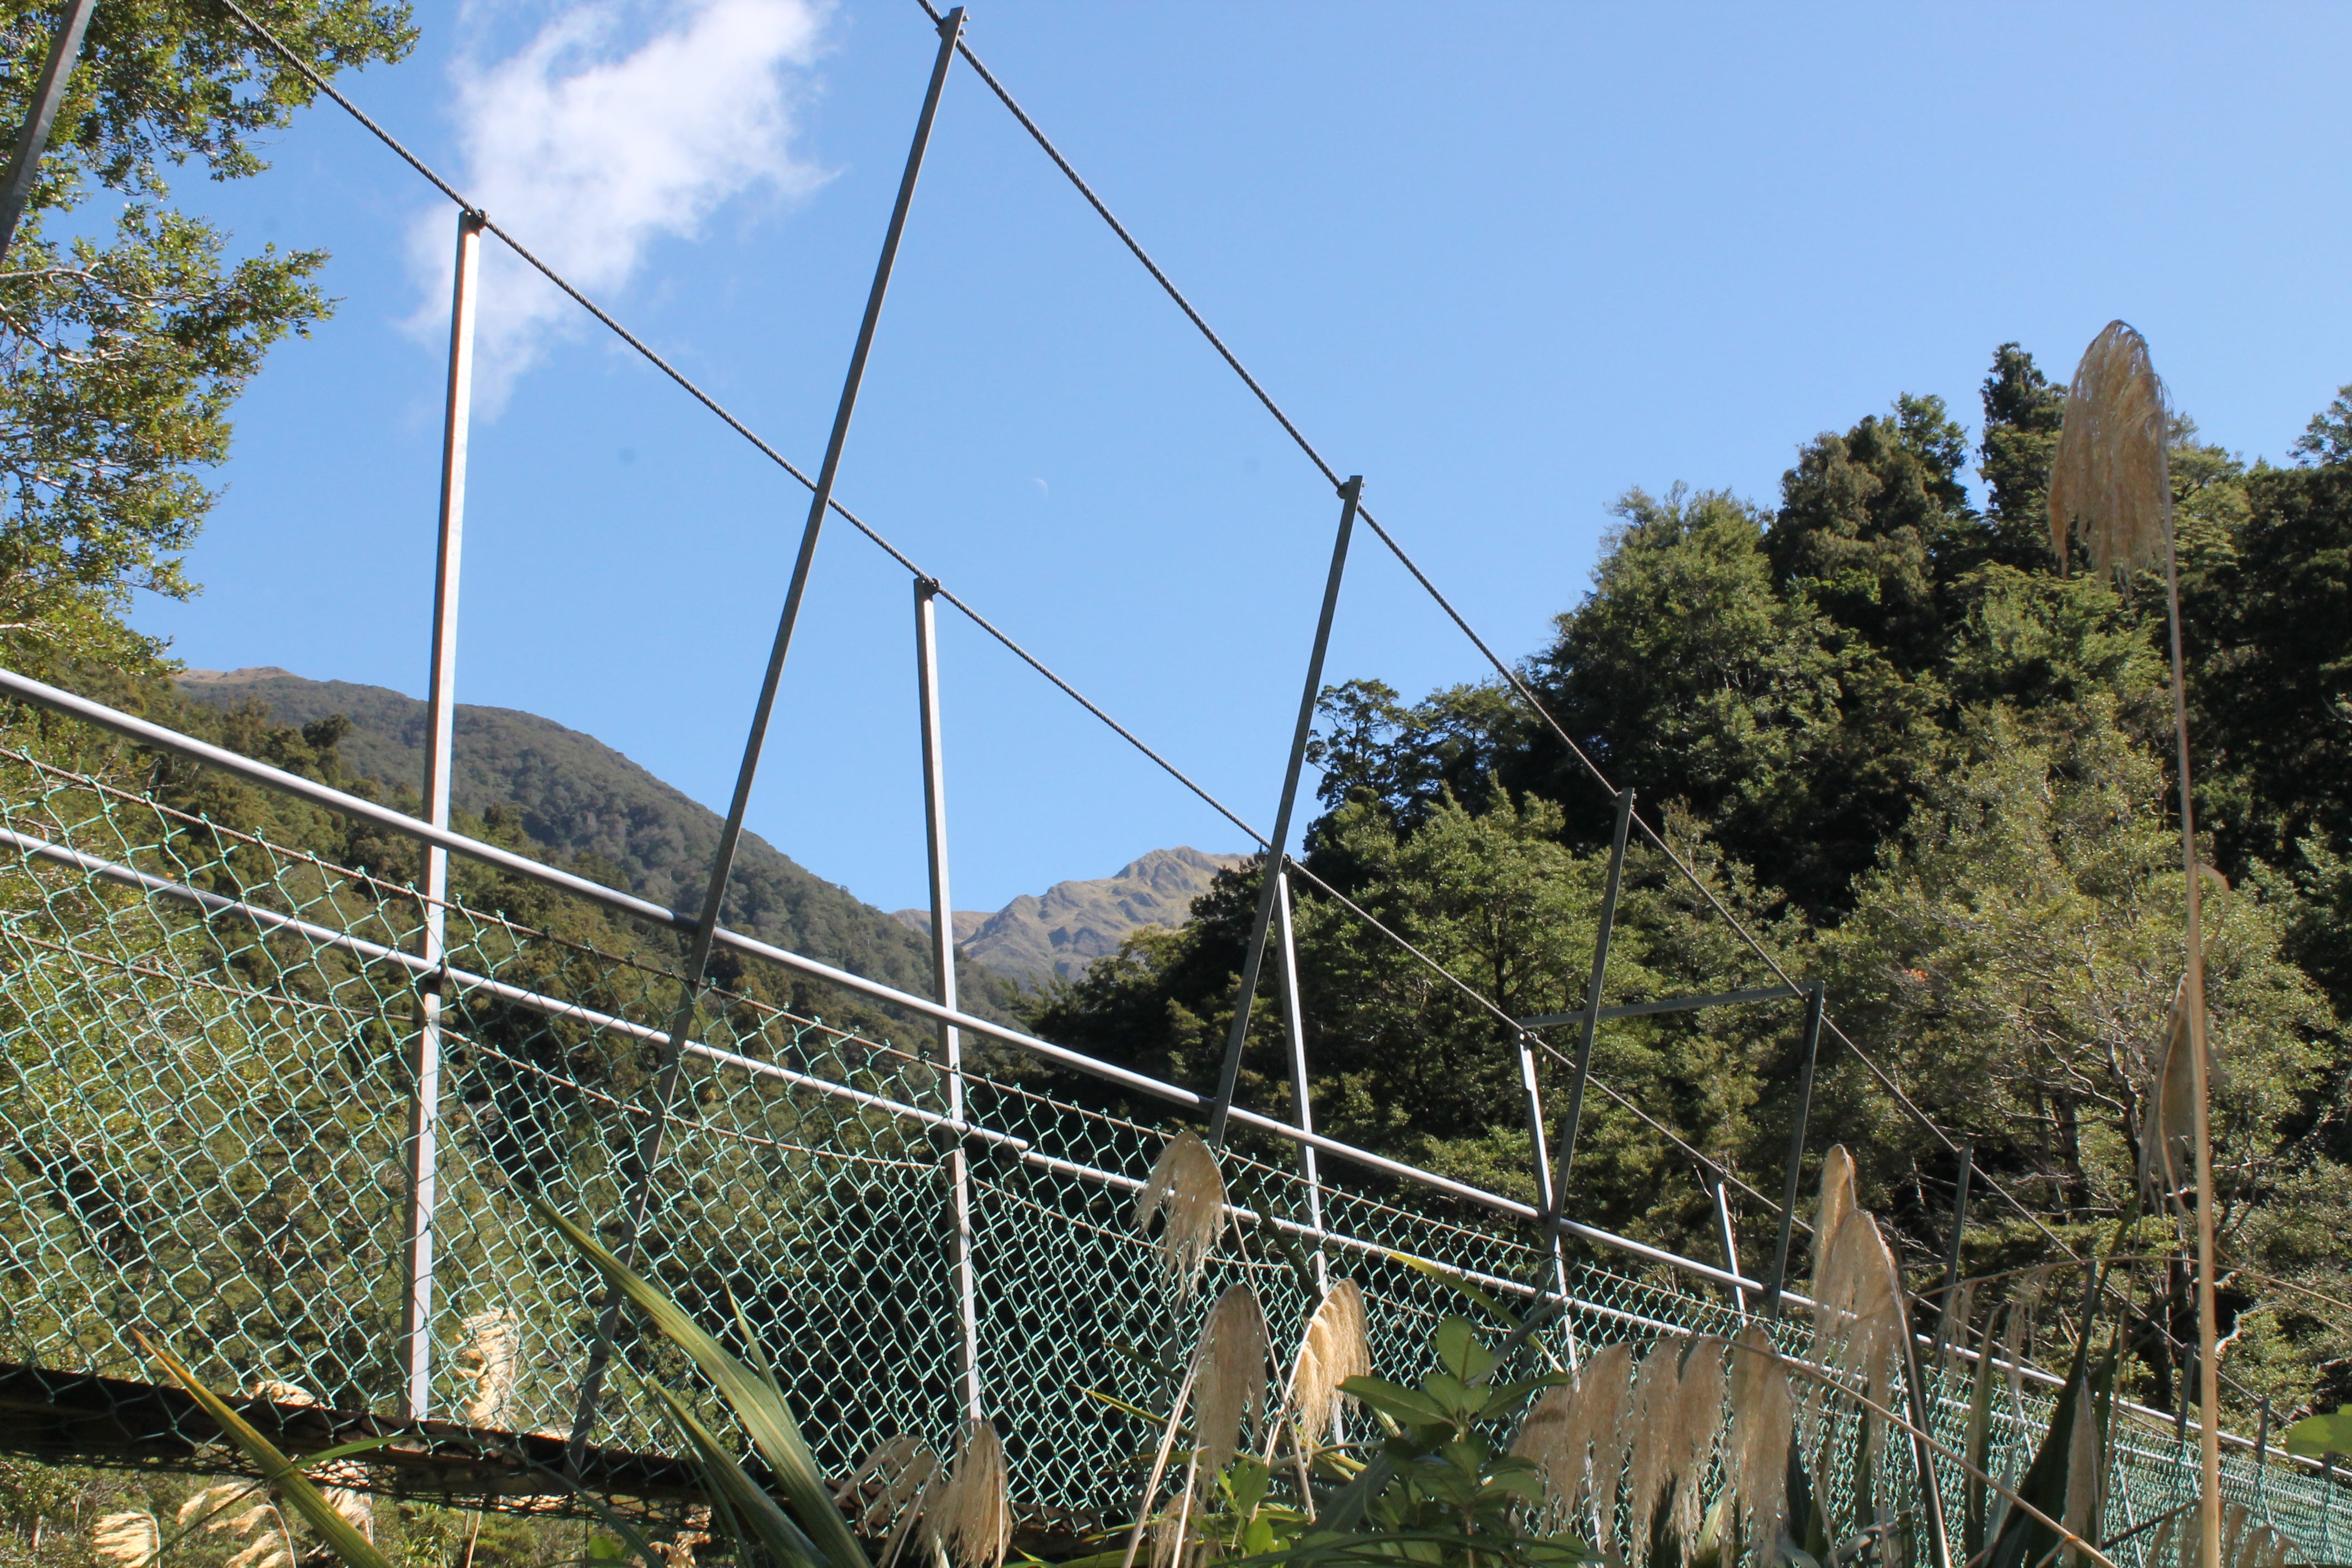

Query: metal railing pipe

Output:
[0, 666, 693, 931]
[0, 671, 1778, 1302]
[403, 205, 484, 1421]
[914, 577, 982, 1419]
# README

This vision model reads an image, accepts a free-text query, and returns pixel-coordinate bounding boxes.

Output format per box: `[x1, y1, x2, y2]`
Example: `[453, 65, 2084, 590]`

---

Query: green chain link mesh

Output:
[1, 741, 2344, 1564]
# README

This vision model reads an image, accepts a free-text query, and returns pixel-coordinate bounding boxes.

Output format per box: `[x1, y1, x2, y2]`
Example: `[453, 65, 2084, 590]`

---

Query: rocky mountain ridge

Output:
[896, 846, 1245, 984]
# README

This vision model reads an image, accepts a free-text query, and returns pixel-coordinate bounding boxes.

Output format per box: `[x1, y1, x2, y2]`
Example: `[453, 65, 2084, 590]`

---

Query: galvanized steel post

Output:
[1516, 1028, 1578, 1346]
[1758, 980, 1826, 1316]
[1549, 787, 1634, 1197]
[402, 206, 483, 1423]
[567, 7, 966, 1457]
[1711, 1173, 1746, 1315]
[1272, 868, 1326, 1292]
[0, 0, 99, 262]
[1206, 475, 1362, 1148]
[916, 578, 983, 1419]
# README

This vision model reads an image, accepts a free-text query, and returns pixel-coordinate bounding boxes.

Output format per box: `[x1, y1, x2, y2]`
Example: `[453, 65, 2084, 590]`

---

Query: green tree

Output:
[2175, 417, 2352, 1017]
[1977, 341, 2066, 568]
[0, 0, 412, 670]
[1033, 787, 1804, 1256]
[1765, 392, 1972, 669]
[1526, 480, 1940, 914]
[1819, 698, 2348, 1414]
[1031, 346, 2352, 1422]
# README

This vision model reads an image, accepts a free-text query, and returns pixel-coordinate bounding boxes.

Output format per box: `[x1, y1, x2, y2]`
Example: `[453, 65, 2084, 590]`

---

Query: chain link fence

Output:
[1, 736, 2344, 1564]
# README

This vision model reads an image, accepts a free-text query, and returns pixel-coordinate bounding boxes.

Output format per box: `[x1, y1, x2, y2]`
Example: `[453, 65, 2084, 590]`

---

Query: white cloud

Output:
[414, 0, 830, 407]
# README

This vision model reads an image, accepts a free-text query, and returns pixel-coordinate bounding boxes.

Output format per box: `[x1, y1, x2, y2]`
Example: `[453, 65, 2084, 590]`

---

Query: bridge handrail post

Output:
[1272, 866, 1327, 1294]
[915, 576, 983, 1420]
[404, 204, 485, 1423]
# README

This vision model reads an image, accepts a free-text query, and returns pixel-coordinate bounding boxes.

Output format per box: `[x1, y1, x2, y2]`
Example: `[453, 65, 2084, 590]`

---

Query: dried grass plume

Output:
[2137, 978, 2209, 1214]
[1663, 1338, 1727, 1555]
[1285, 1279, 1370, 1446]
[1584, 1343, 1636, 1550]
[1624, 1342, 1679, 1560]
[1809, 1208, 1902, 1467]
[242, 1378, 374, 1542]
[935, 1418, 1010, 1568]
[1517, 1340, 1635, 1540]
[169, 1485, 289, 1568]
[2049, 321, 2171, 581]
[835, 1436, 940, 1568]
[458, 1306, 522, 1428]
[92, 1513, 159, 1568]
[1811, 1145, 1855, 1281]
[1726, 1327, 1793, 1558]
[1189, 1284, 1270, 1491]
[1136, 1131, 1227, 1293]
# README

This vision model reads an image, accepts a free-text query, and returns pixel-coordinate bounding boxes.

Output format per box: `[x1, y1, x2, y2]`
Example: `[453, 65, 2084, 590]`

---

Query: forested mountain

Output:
[1031, 346, 2352, 1426]
[172, 667, 1015, 1023]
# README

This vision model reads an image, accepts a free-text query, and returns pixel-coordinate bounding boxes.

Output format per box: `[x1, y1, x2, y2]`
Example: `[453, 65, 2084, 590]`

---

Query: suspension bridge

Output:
[0, 6, 2343, 1563]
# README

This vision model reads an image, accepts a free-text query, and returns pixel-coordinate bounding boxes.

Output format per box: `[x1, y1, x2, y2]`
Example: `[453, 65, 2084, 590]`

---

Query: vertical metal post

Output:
[1711, 1173, 1747, 1315]
[1549, 787, 1634, 1198]
[1516, 1036, 1557, 1218]
[1205, 476, 1363, 1147]
[1271, 869, 1326, 1294]
[1758, 981, 1826, 1316]
[401, 206, 482, 1424]
[1518, 1032, 1578, 1352]
[567, 7, 966, 1459]
[1930, 1145, 1974, 1368]
[0, 0, 99, 262]
[916, 578, 983, 1420]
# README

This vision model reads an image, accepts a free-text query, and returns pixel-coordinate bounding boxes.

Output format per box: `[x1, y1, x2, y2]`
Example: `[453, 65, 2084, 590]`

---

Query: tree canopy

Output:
[0, 0, 411, 669]
[1034, 346, 2352, 1425]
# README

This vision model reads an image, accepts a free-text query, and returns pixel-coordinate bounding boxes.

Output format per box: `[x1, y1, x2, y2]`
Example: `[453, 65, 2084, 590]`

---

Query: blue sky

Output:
[138, 2, 2352, 916]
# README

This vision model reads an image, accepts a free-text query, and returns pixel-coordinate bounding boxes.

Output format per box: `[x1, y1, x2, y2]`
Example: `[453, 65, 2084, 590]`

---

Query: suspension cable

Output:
[922, 0, 2080, 1262]
[232, 0, 2061, 1262]
[214, 0, 1272, 853]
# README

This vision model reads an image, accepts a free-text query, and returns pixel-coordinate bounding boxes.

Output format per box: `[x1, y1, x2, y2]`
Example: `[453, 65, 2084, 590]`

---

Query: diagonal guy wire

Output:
[224, 0, 2061, 1267]
[917, 0, 2081, 1265]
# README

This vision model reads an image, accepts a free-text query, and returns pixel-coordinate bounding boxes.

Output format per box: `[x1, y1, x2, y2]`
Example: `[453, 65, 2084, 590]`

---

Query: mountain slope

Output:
[897, 846, 1245, 984]
[176, 667, 998, 1015]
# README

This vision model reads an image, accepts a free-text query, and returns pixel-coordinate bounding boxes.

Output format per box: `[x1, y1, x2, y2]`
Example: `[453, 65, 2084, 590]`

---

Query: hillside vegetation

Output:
[171, 668, 1014, 1020]
[1032, 347, 2352, 1430]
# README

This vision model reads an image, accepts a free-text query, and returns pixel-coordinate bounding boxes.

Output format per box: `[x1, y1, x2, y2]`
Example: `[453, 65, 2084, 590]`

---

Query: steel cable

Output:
[921, 1, 2081, 1262]
[231, 0, 2066, 1265]
[205, 0, 1711, 1209]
